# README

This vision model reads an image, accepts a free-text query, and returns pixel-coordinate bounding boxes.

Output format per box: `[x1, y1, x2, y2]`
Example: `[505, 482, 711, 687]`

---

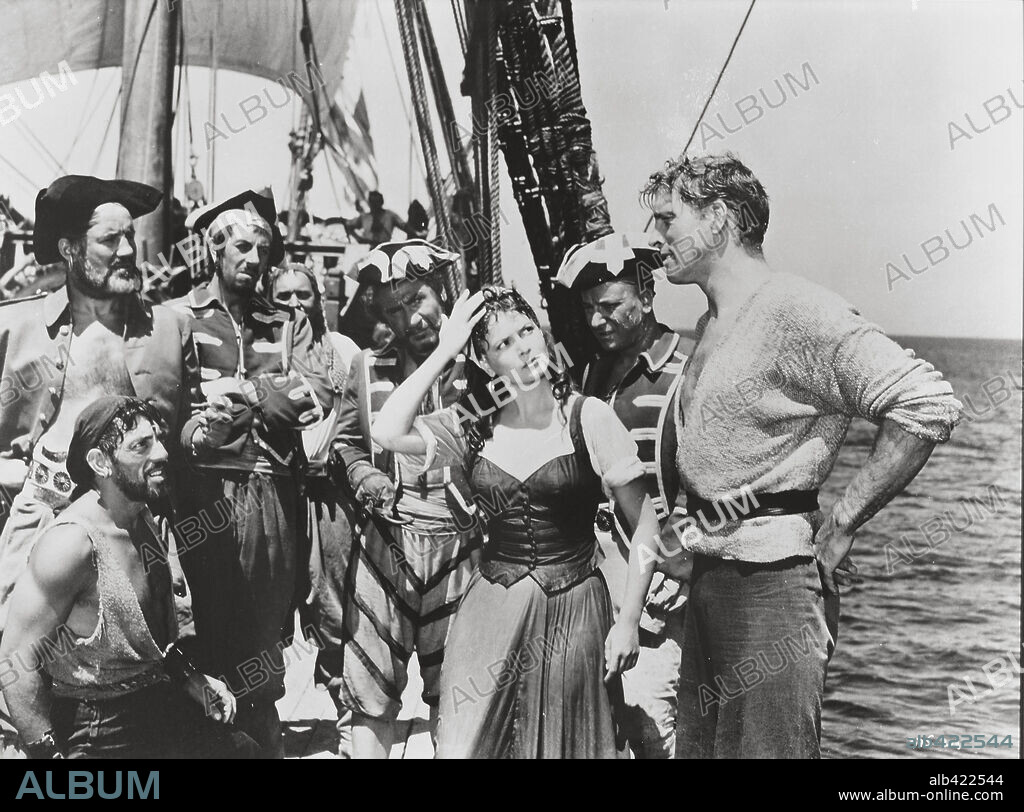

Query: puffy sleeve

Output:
[580, 397, 646, 488]
[399, 406, 468, 474]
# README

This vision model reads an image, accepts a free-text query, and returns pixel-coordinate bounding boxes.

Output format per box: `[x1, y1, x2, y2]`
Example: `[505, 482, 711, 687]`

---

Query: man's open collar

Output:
[188, 285, 279, 317]
[43, 286, 70, 328]
[45, 285, 151, 332]
[638, 325, 681, 373]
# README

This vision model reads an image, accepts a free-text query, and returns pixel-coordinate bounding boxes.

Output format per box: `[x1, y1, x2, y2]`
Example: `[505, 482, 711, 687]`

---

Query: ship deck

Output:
[279, 632, 434, 759]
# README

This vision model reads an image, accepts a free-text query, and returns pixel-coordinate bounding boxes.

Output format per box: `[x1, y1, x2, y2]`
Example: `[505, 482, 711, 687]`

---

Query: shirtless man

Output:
[0, 396, 253, 758]
[0, 175, 202, 633]
[643, 153, 961, 758]
[344, 191, 410, 246]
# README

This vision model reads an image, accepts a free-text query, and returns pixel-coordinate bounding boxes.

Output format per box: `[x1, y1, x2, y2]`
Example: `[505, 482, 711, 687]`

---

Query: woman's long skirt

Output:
[436, 568, 625, 759]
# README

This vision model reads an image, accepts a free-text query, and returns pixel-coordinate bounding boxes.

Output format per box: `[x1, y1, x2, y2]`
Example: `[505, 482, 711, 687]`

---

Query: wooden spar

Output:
[116, 0, 180, 264]
[286, 105, 312, 244]
[207, 19, 219, 202]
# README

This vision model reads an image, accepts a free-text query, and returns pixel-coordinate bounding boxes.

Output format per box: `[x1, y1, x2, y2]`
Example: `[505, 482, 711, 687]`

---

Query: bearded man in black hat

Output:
[0, 396, 256, 759]
[554, 233, 690, 759]
[165, 190, 333, 758]
[0, 176, 203, 635]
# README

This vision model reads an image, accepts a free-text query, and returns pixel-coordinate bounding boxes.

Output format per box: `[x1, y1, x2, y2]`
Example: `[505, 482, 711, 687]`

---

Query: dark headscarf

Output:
[66, 396, 145, 488]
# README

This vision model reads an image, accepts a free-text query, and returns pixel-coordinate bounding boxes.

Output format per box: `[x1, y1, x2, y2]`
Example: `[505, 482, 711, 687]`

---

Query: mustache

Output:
[106, 262, 140, 278]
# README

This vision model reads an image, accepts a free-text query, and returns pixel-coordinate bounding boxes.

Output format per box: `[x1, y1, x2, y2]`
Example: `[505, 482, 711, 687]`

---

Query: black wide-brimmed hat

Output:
[33, 175, 162, 265]
[186, 189, 284, 264]
[554, 232, 664, 293]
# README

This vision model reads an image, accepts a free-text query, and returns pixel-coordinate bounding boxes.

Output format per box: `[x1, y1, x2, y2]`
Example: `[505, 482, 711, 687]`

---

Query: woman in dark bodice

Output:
[372, 286, 662, 758]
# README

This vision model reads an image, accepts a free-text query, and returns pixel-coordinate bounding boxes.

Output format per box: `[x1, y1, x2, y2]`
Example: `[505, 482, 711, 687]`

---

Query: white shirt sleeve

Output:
[580, 397, 645, 489]
[400, 407, 466, 474]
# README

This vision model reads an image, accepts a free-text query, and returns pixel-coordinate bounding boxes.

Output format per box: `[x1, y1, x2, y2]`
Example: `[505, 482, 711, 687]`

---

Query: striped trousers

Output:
[337, 497, 478, 720]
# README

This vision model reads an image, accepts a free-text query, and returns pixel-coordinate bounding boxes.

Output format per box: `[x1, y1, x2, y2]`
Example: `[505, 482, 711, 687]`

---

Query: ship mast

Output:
[115, 0, 180, 264]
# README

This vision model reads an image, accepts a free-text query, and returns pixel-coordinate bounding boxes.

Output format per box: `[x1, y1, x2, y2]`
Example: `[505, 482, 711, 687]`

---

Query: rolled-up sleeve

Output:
[793, 297, 962, 442]
[580, 397, 645, 488]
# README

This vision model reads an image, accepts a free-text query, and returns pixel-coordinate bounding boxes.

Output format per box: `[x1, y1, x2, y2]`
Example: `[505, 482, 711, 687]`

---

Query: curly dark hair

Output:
[641, 152, 770, 255]
[459, 285, 575, 473]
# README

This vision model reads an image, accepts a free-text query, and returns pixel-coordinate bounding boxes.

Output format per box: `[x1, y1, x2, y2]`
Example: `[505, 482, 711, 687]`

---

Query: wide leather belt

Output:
[685, 489, 820, 523]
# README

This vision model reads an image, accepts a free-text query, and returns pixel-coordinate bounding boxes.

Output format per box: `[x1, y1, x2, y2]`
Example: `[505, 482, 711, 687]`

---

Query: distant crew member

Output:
[345, 191, 411, 246]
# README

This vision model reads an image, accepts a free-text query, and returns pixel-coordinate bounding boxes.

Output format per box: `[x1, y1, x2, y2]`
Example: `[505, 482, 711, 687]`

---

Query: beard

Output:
[68, 253, 142, 298]
[111, 462, 165, 504]
[404, 326, 439, 359]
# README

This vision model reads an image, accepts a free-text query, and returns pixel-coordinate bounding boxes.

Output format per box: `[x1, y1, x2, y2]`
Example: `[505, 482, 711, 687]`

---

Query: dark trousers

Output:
[675, 555, 834, 759]
[51, 681, 259, 759]
[175, 471, 299, 700]
[174, 470, 300, 757]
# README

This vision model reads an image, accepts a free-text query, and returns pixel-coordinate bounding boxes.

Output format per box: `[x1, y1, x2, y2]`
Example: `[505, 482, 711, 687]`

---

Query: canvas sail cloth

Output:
[0, 0, 377, 200]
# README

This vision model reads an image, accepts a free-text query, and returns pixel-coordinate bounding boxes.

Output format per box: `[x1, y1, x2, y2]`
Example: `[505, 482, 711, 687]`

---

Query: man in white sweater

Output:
[643, 153, 962, 758]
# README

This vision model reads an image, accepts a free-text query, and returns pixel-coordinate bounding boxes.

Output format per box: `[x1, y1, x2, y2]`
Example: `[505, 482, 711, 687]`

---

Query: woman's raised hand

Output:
[437, 290, 487, 359]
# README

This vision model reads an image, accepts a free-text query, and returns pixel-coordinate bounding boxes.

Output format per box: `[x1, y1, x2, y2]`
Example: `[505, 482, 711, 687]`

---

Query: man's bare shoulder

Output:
[30, 522, 95, 594]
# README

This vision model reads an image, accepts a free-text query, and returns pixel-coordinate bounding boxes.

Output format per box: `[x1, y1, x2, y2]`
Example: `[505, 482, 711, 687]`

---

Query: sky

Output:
[1, 0, 1021, 339]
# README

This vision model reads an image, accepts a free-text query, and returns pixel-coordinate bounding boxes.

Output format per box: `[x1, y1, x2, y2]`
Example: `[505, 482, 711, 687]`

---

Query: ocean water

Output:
[815, 337, 1021, 759]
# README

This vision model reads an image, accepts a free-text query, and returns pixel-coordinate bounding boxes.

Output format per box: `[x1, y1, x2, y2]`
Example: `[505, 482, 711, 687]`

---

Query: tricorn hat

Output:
[348, 239, 458, 286]
[33, 175, 162, 265]
[186, 189, 284, 264]
[554, 232, 664, 293]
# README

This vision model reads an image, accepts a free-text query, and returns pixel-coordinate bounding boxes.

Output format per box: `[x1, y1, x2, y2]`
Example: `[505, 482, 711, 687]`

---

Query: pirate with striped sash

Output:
[555, 232, 690, 759]
[333, 241, 480, 758]
[166, 190, 333, 757]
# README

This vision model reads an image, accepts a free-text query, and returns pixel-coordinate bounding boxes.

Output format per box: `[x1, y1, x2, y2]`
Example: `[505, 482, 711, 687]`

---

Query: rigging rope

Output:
[485, 10, 502, 285]
[300, 0, 327, 150]
[640, 0, 756, 235]
[91, 86, 122, 176]
[412, 0, 473, 191]
[394, 0, 460, 297]
[375, 0, 427, 181]
[680, 0, 756, 156]
[61, 68, 105, 167]
[0, 153, 41, 196]
[450, 0, 468, 56]
[14, 120, 66, 175]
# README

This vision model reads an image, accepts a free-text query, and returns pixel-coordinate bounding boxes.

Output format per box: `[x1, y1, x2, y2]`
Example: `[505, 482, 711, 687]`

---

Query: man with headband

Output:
[166, 189, 333, 757]
[0, 175, 203, 636]
[0, 396, 255, 759]
[555, 232, 690, 759]
[333, 239, 480, 758]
